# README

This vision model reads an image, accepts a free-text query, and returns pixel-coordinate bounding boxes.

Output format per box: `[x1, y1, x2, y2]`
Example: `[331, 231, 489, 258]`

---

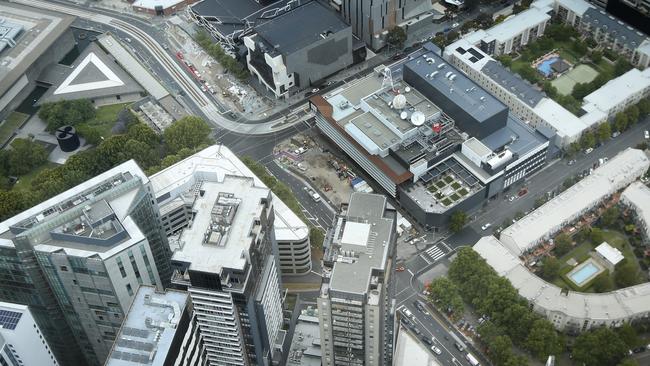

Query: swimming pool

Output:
[537, 57, 560, 77]
[569, 262, 600, 285]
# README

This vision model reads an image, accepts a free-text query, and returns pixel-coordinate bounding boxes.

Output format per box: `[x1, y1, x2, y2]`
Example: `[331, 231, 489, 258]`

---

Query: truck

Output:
[466, 353, 480, 366]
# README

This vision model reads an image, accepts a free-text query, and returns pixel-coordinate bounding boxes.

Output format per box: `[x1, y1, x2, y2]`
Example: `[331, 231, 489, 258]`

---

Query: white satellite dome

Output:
[405, 86, 411, 93]
[392, 94, 407, 109]
[400, 111, 408, 120]
[411, 111, 425, 126]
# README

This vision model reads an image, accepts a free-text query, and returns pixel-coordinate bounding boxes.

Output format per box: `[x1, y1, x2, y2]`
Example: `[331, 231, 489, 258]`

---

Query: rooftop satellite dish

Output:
[411, 111, 425, 126]
[400, 111, 408, 120]
[405, 86, 411, 93]
[392, 94, 407, 109]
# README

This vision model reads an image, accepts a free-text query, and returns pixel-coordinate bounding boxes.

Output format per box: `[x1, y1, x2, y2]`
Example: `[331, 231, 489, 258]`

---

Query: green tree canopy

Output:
[38, 99, 95, 131]
[590, 227, 605, 245]
[573, 327, 628, 366]
[580, 130, 596, 149]
[615, 262, 639, 287]
[7, 138, 48, 176]
[593, 274, 614, 293]
[386, 27, 407, 49]
[525, 319, 564, 360]
[602, 206, 620, 227]
[540, 256, 561, 280]
[428, 277, 464, 317]
[554, 233, 572, 256]
[597, 122, 612, 142]
[449, 211, 468, 233]
[163, 116, 212, 154]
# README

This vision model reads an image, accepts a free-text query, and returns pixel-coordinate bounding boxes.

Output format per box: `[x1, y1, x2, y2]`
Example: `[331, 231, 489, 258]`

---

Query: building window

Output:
[117, 258, 127, 278]
[126, 284, 133, 296]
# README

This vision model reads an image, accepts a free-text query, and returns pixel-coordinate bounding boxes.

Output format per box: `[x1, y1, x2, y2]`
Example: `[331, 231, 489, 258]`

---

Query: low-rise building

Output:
[243, 1, 353, 98]
[149, 145, 312, 276]
[500, 148, 649, 256]
[287, 308, 321, 366]
[318, 193, 396, 366]
[106, 285, 193, 366]
[130, 0, 197, 15]
[393, 327, 441, 366]
[0, 302, 60, 366]
[620, 181, 650, 241]
[582, 67, 650, 119]
[593, 242, 624, 271]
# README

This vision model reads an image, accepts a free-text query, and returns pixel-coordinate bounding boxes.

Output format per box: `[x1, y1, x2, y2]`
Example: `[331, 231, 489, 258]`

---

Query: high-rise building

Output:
[318, 193, 397, 366]
[152, 147, 285, 366]
[0, 301, 60, 366]
[150, 145, 311, 276]
[0, 160, 172, 366]
[106, 285, 193, 366]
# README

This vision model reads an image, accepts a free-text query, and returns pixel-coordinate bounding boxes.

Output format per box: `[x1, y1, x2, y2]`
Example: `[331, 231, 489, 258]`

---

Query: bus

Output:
[466, 353, 480, 366]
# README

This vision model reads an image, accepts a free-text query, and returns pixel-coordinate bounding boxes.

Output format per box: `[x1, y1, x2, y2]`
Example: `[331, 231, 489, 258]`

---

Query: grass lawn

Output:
[552, 64, 600, 96]
[442, 198, 452, 206]
[458, 188, 469, 196]
[428, 185, 438, 193]
[601, 230, 642, 275]
[451, 182, 461, 189]
[77, 103, 131, 138]
[443, 176, 453, 184]
[12, 162, 59, 191]
[450, 193, 460, 201]
[0, 112, 29, 146]
[435, 180, 446, 188]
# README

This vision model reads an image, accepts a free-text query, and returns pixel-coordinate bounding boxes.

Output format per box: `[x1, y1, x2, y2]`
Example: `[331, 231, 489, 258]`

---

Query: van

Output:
[402, 308, 413, 319]
[311, 193, 321, 202]
[466, 353, 480, 366]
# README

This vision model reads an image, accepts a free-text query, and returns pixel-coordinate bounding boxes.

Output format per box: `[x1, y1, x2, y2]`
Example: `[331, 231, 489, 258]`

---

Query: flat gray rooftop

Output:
[254, 1, 348, 55]
[582, 9, 646, 49]
[481, 114, 548, 156]
[191, 0, 290, 38]
[481, 60, 544, 108]
[329, 193, 394, 295]
[107, 286, 189, 366]
[0, 3, 74, 98]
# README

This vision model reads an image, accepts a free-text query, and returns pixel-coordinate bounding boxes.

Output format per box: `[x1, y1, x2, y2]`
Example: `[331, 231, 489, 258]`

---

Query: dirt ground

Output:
[275, 132, 354, 208]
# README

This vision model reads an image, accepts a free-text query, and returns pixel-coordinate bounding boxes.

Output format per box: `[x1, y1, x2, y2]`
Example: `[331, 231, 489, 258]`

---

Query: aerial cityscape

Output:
[1, 0, 650, 365]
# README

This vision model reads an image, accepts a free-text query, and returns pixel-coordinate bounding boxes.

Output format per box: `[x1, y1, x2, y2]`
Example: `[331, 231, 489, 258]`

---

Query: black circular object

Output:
[56, 125, 80, 152]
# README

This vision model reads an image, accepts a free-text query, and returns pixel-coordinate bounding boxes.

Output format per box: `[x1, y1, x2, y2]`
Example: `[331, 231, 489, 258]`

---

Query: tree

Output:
[602, 206, 620, 227]
[573, 327, 628, 366]
[627, 105, 640, 125]
[449, 211, 468, 233]
[637, 98, 650, 116]
[519, 65, 540, 84]
[540, 257, 561, 280]
[617, 323, 641, 349]
[127, 123, 159, 148]
[591, 50, 603, 63]
[498, 55, 513, 67]
[446, 30, 459, 43]
[615, 262, 639, 287]
[309, 228, 325, 249]
[554, 233, 572, 256]
[614, 58, 632, 77]
[6, 138, 48, 176]
[615, 112, 629, 132]
[38, 99, 96, 131]
[525, 319, 564, 360]
[386, 27, 407, 49]
[428, 277, 464, 316]
[489, 335, 515, 365]
[593, 274, 614, 292]
[163, 116, 211, 153]
[617, 359, 640, 366]
[590, 227, 604, 244]
[76, 125, 103, 146]
[580, 130, 596, 149]
[596, 122, 612, 143]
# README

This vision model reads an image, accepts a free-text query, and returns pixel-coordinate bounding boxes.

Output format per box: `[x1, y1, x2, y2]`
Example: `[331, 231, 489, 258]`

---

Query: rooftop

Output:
[595, 242, 624, 266]
[620, 182, 650, 238]
[482, 60, 545, 108]
[0, 3, 74, 98]
[554, 0, 594, 16]
[500, 148, 650, 255]
[253, 1, 348, 55]
[482, 6, 551, 43]
[0, 160, 150, 259]
[132, 0, 190, 9]
[328, 193, 394, 295]
[393, 327, 441, 366]
[287, 308, 322, 366]
[403, 44, 508, 125]
[582, 68, 650, 115]
[582, 8, 647, 49]
[481, 114, 549, 156]
[474, 235, 650, 323]
[107, 286, 189, 366]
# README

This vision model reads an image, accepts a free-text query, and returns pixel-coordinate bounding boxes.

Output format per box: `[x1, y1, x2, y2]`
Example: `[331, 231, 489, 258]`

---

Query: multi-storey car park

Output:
[473, 148, 650, 334]
[310, 43, 550, 229]
[444, 0, 650, 149]
[149, 145, 312, 276]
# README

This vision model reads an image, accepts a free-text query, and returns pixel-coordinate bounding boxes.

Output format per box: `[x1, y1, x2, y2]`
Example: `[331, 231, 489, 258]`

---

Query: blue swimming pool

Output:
[537, 57, 560, 77]
[569, 262, 600, 285]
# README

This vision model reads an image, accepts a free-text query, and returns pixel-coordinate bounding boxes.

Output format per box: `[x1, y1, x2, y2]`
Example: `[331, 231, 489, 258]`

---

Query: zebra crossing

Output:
[420, 244, 447, 264]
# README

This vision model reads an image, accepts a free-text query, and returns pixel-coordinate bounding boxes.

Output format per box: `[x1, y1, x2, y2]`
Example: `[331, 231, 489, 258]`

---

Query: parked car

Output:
[452, 22, 460, 28]
[422, 337, 433, 346]
[585, 147, 594, 154]
[431, 346, 442, 355]
[645, 130, 649, 139]
[612, 131, 620, 138]
[481, 223, 491, 231]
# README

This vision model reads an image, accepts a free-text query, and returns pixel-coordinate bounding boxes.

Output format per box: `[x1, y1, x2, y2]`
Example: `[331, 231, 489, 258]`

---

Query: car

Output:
[402, 307, 414, 319]
[431, 346, 442, 355]
[454, 342, 465, 352]
[452, 22, 460, 28]
[481, 223, 491, 231]
[612, 131, 620, 138]
[413, 327, 421, 335]
[568, 159, 576, 165]
[311, 88, 320, 93]
[585, 147, 594, 154]
[508, 196, 515, 202]
[396, 266, 405, 272]
[422, 337, 433, 346]
[392, 53, 406, 60]
[645, 130, 649, 139]
[414, 301, 425, 312]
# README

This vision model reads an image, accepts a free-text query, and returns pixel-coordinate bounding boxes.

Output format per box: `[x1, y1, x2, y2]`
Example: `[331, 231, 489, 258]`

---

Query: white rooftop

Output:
[132, 0, 188, 9]
[595, 242, 624, 266]
[583, 68, 650, 116]
[474, 236, 650, 323]
[340, 221, 371, 247]
[500, 148, 649, 255]
[393, 328, 441, 366]
[553, 0, 594, 16]
[481, 7, 550, 43]
[621, 182, 650, 239]
[53, 52, 124, 95]
[533, 98, 587, 140]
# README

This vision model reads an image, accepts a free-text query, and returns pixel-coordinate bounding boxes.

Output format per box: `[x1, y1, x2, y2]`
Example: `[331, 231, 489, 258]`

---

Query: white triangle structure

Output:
[54, 52, 125, 95]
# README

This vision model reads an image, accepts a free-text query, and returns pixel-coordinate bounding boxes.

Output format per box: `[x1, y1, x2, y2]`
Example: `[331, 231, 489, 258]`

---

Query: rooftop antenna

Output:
[382, 67, 395, 91]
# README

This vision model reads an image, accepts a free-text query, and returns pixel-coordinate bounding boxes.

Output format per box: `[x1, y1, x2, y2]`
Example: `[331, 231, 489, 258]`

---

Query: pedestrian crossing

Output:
[420, 244, 446, 264]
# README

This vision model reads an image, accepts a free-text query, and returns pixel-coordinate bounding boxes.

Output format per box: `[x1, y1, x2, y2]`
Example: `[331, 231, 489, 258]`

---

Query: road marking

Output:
[407, 269, 414, 276]
[420, 244, 446, 264]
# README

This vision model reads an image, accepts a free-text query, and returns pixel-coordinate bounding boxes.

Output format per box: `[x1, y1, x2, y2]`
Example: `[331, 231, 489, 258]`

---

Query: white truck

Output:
[466, 353, 480, 366]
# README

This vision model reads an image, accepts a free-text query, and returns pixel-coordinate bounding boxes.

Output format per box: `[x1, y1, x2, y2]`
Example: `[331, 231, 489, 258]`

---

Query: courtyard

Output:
[551, 64, 600, 96]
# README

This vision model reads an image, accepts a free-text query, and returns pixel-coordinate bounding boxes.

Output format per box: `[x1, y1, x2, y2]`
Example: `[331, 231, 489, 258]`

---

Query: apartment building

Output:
[0, 160, 171, 366]
[318, 193, 396, 366]
[0, 302, 60, 366]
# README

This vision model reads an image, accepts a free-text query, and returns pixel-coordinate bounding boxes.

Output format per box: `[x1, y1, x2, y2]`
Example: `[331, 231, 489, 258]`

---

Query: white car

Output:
[431, 346, 442, 355]
[452, 22, 460, 28]
[481, 223, 491, 231]
[644, 130, 649, 139]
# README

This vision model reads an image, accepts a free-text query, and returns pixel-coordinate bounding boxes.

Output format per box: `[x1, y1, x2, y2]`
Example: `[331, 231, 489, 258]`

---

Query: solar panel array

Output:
[0, 310, 22, 330]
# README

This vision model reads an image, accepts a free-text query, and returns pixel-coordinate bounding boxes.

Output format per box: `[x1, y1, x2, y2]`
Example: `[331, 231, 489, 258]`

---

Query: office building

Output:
[149, 145, 312, 276]
[475, 235, 650, 333]
[158, 150, 285, 365]
[106, 285, 193, 366]
[0, 3, 75, 121]
[243, 1, 354, 98]
[318, 192, 396, 366]
[332, 0, 434, 50]
[311, 43, 549, 229]
[0, 302, 60, 366]
[500, 148, 649, 255]
[0, 161, 172, 366]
